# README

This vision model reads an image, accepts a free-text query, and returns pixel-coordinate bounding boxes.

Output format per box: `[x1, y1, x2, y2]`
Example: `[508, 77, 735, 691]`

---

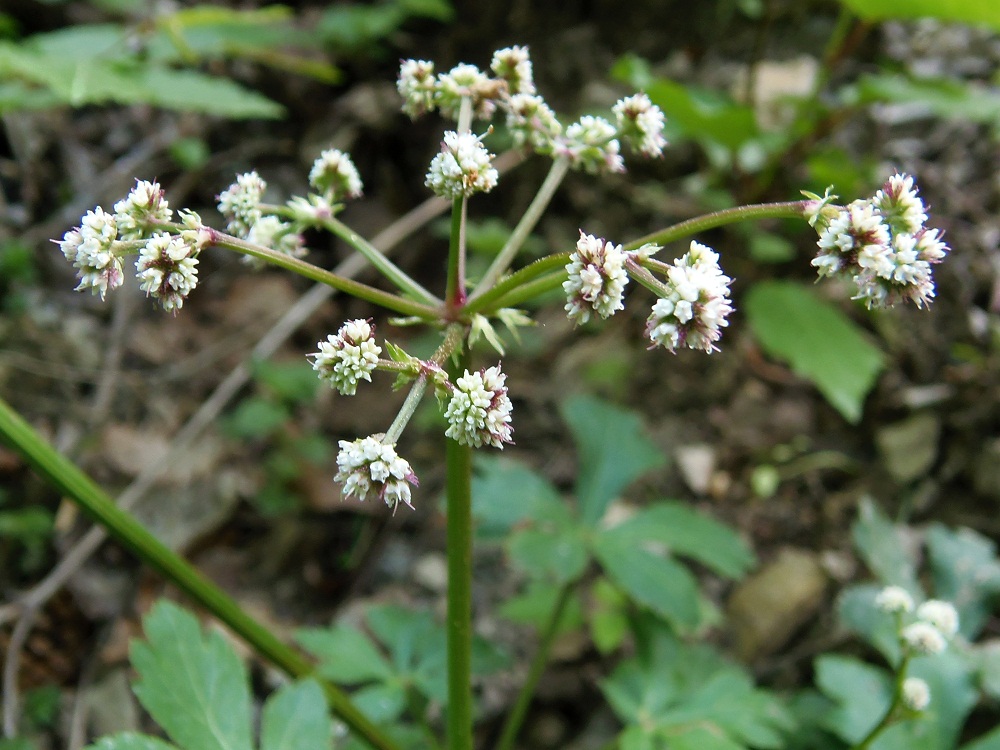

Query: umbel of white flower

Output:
[114, 180, 172, 241]
[812, 173, 949, 308]
[444, 365, 514, 449]
[646, 241, 734, 353]
[58, 207, 124, 299]
[136, 233, 200, 313]
[217, 171, 266, 237]
[335, 435, 418, 511]
[308, 148, 363, 201]
[309, 319, 382, 396]
[563, 232, 629, 325]
[425, 131, 498, 199]
[613, 93, 668, 158]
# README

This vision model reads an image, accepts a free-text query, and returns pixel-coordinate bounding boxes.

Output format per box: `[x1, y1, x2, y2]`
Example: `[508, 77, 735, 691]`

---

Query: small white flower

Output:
[114, 180, 172, 241]
[309, 319, 382, 396]
[58, 207, 124, 299]
[244, 216, 305, 268]
[308, 148, 363, 201]
[505, 93, 562, 152]
[854, 232, 936, 310]
[915, 227, 949, 264]
[178, 209, 214, 253]
[917, 599, 959, 639]
[556, 116, 624, 174]
[218, 171, 266, 238]
[335, 435, 418, 511]
[436, 63, 497, 121]
[563, 232, 628, 325]
[425, 131, 498, 199]
[613, 93, 667, 158]
[873, 173, 927, 235]
[902, 621, 947, 655]
[813, 201, 890, 278]
[444, 364, 514, 449]
[398, 59, 437, 119]
[875, 585, 914, 614]
[902, 677, 930, 712]
[646, 241, 734, 353]
[491, 46, 535, 95]
[136, 232, 199, 313]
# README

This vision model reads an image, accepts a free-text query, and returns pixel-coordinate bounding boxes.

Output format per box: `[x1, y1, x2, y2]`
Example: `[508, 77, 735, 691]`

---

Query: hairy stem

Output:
[626, 201, 807, 250]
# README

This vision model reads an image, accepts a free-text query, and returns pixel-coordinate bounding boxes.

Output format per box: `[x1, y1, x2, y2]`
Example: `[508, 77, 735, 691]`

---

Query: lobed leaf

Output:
[260, 680, 332, 750]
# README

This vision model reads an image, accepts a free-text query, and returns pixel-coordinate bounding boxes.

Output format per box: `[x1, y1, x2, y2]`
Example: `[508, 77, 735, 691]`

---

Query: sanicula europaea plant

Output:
[45, 45, 952, 750]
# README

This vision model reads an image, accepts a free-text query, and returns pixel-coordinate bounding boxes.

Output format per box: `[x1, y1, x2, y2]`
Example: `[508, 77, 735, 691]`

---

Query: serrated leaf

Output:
[471, 456, 570, 538]
[352, 682, 407, 723]
[593, 528, 701, 631]
[561, 394, 665, 526]
[295, 624, 393, 684]
[815, 654, 892, 744]
[365, 605, 440, 674]
[926, 523, 1000, 639]
[745, 282, 885, 423]
[606, 502, 755, 579]
[260, 680, 332, 750]
[130, 601, 253, 750]
[508, 527, 588, 584]
[85, 733, 178, 750]
[834, 0, 1000, 32]
[851, 498, 921, 592]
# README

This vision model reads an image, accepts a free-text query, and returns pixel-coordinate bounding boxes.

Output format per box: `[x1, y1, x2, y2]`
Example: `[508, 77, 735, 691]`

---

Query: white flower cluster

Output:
[335, 435, 418, 511]
[613, 93, 667, 158]
[136, 232, 200, 313]
[875, 586, 960, 657]
[563, 232, 629, 325]
[217, 171, 266, 237]
[435, 63, 499, 121]
[812, 173, 949, 309]
[444, 365, 514, 449]
[490, 46, 535, 96]
[309, 319, 382, 396]
[59, 207, 124, 299]
[505, 93, 562, 151]
[425, 131, 498, 199]
[902, 677, 930, 712]
[308, 148, 363, 202]
[556, 115, 624, 174]
[646, 241, 734, 353]
[114, 180, 172, 240]
[245, 216, 305, 263]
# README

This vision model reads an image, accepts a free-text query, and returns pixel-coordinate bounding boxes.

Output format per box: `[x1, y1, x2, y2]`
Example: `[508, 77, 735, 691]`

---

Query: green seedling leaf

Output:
[593, 527, 701, 631]
[471, 456, 573, 537]
[851, 497, 921, 593]
[508, 526, 588, 584]
[260, 680, 332, 750]
[86, 734, 178, 750]
[561, 394, 665, 526]
[296, 624, 393, 684]
[837, 584, 902, 665]
[130, 601, 253, 750]
[745, 281, 885, 423]
[835, 0, 1000, 32]
[926, 523, 1000, 639]
[605, 502, 755, 579]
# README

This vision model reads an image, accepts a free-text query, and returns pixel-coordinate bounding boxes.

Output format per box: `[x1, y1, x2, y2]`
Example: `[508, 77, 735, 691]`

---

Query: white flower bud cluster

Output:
[563, 232, 629, 325]
[556, 115, 624, 174]
[902, 677, 930, 712]
[244, 216, 305, 268]
[505, 94, 562, 151]
[217, 171, 266, 238]
[874, 585, 914, 614]
[812, 173, 949, 309]
[59, 207, 124, 299]
[646, 241, 734, 353]
[435, 63, 498, 121]
[613, 93, 667, 158]
[114, 180, 172, 241]
[309, 319, 382, 396]
[490, 46, 535, 96]
[444, 364, 514, 449]
[335, 435, 418, 511]
[136, 232, 200, 313]
[425, 131, 498, 199]
[875, 586, 960, 659]
[308, 148, 363, 202]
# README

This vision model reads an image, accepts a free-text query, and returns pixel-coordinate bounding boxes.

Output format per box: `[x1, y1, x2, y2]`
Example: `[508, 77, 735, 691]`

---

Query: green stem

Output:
[319, 215, 441, 305]
[463, 254, 570, 316]
[0, 397, 398, 750]
[445, 428, 474, 750]
[471, 156, 570, 298]
[494, 582, 575, 750]
[626, 201, 806, 250]
[851, 653, 912, 750]
[446, 198, 468, 312]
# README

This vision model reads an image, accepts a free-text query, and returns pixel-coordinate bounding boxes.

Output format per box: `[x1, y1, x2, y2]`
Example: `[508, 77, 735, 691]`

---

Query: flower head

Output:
[873, 173, 927, 235]
[58, 207, 124, 299]
[875, 585, 914, 614]
[646, 241, 734, 353]
[444, 364, 514, 449]
[218, 171, 266, 238]
[613, 93, 667, 158]
[308, 148, 363, 201]
[435, 63, 499, 121]
[114, 180, 172, 241]
[557, 116, 624, 174]
[916, 599, 959, 639]
[902, 677, 930, 712]
[505, 93, 562, 152]
[398, 59, 437, 119]
[491, 46, 535, 95]
[902, 621, 947, 655]
[243, 216, 305, 268]
[563, 232, 629, 325]
[335, 435, 418, 511]
[309, 319, 382, 396]
[135, 232, 199, 313]
[425, 131, 498, 199]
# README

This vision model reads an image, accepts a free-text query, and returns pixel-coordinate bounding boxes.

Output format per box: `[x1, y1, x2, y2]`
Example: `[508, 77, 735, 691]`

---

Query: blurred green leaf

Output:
[508, 526, 588, 584]
[352, 683, 407, 724]
[561, 394, 665, 526]
[130, 601, 253, 750]
[85, 734, 178, 750]
[471, 455, 569, 538]
[745, 282, 886, 423]
[499, 580, 584, 633]
[851, 498, 921, 592]
[252, 360, 320, 404]
[963, 725, 1000, 750]
[834, 0, 1000, 31]
[223, 398, 289, 439]
[590, 578, 629, 654]
[815, 655, 892, 744]
[855, 74, 1000, 131]
[927, 523, 1000, 639]
[169, 137, 211, 170]
[296, 624, 394, 684]
[260, 680, 332, 750]
[837, 584, 903, 665]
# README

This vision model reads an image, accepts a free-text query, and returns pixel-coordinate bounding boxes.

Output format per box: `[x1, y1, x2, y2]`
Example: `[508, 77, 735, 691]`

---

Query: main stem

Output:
[446, 428, 474, 750]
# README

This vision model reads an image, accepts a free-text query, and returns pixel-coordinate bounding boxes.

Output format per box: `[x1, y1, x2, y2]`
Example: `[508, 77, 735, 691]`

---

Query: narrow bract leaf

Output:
[745, 282, 885, 423]
[130, 601, 253, 750]
[260, 680, 332, 750]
